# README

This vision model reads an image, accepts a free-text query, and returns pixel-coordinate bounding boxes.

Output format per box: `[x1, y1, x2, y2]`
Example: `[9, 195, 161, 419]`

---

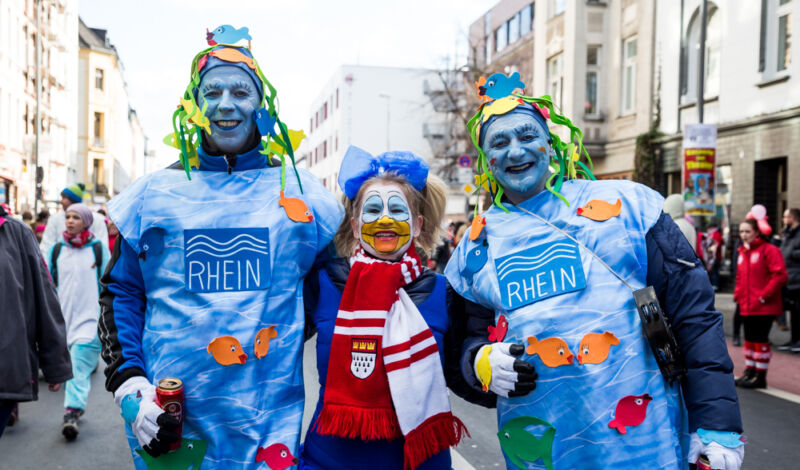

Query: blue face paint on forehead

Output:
[483, 110, 552, 204]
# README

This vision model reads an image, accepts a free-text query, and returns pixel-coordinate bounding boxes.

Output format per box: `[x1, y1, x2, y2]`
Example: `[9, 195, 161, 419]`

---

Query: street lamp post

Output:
[378, 93, 391, 150]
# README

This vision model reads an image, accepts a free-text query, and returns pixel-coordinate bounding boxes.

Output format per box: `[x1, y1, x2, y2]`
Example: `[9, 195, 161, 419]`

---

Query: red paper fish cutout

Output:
[608, 393, 652, 434]
[576, 331, 620, 365]
[207, 336, 248, 365]
[488, 315, 508, 342]
[577, 199, 621, 221]
[279, 190, 313, 223]
[256, 443, 298, 470]
[526, 336, 573, 368]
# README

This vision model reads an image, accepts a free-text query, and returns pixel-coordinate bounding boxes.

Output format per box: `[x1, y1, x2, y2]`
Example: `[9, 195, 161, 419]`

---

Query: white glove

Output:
[114, 376, 180, 457]
[473, 343, 537, 398]
[688, 432, 745, 470]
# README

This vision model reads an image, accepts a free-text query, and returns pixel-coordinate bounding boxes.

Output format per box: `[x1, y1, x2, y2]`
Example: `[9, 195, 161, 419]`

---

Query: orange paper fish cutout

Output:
[576, 199, 621, 221]
[210, 48, 256, 70]
[254, 326, 278, 359]
[576, 331, 620, 365]
[279, 190, 313, 223]
[475, 77, 492, 103]
[207, 336, 248, 365]
[526, 335, 574, 367]
[469, 216, 486, 241]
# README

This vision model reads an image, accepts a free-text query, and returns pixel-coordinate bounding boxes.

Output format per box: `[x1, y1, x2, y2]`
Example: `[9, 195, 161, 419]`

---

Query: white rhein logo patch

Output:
[350, 338, 377, 379]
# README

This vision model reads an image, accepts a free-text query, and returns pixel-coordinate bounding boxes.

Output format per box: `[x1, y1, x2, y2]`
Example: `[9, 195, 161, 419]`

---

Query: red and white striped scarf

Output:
[315, 246, 467, 469]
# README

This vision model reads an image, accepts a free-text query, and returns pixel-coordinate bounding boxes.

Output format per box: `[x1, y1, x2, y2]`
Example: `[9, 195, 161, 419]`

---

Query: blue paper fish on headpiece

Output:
[337, 146, 429, 200]
[206, 25, 252, 46]
[478, 72, 526, 100]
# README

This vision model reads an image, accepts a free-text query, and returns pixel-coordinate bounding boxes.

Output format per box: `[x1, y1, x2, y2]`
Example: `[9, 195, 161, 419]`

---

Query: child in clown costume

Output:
[299, 147, 520, 470]
[444, 75, 745, 470]
[98, 29, 342, 468]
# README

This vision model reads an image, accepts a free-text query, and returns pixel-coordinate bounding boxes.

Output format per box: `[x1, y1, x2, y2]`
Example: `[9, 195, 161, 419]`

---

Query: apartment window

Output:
[323, 140, 328, 158]
[520, 4, 533, 36]
[310, 117, 313, 133]
[681, 6, 720, 102]
[335, 134, 338, 151]
[547, 54, 563, 109]
[759, 0, 793, 75]
[93, 112, 104, 146]
[585, 46, 600, 116]
[778, 10, 792, 70]
[496, 22, 508, 51]
[620, 37, 637, 115]
[550, 0, 566, 18]
[95, 68, 104, 90]
[336, 88, 339, 108]
[508, 13, 520, 44]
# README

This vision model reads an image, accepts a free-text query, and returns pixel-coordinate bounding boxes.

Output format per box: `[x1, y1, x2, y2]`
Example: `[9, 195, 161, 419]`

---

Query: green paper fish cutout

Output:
[497, 416, 555, 470]
[135, 438, 207, 470]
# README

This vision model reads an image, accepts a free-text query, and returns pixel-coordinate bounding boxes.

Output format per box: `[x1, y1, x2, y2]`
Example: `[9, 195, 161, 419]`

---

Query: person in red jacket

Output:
[734, 218, 788, 388]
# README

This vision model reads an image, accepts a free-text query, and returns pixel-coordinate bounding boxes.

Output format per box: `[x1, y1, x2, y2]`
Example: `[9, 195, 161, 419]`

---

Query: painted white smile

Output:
[215, 120, 241, 128]
[506, 162, 534, 173]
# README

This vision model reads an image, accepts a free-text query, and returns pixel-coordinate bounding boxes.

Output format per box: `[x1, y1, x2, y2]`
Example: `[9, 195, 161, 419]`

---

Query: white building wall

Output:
[658, 0, 800, 134]
[304, 65, 443, 197]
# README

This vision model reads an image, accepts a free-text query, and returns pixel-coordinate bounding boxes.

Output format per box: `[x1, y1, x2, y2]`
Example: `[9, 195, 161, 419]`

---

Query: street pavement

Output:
[1, 292, 799, 469]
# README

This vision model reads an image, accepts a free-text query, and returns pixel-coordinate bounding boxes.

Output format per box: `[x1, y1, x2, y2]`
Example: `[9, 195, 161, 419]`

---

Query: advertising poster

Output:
[683, 124, 717, 216]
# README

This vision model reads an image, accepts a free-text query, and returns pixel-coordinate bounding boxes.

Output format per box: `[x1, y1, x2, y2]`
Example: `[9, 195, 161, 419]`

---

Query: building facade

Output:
[78, 18, 144, 204]
[655, 0, 799, 235]
[302, 65, 468, 220]
[469, 0, 657, 180]
[0, 0, 78, 213]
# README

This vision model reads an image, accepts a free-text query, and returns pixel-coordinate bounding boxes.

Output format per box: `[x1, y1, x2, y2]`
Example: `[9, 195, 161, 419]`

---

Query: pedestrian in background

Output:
[734, 218, 788, 389]
[39, 183, 107, 256]
[703, 223, 724, 290]
[664, 194, 697, 251]
[47, 203, 108, 440]
[777, 208, 800, 353]
[0, 204, 72, 438]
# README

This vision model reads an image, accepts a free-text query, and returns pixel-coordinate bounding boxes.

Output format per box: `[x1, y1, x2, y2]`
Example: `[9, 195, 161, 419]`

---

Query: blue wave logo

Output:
[184, 228, 270, 293]
[494, 239, 586, 310]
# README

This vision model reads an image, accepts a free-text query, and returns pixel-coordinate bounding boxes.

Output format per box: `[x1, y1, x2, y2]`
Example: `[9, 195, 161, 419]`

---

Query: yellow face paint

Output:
[361, 215, 411, 254]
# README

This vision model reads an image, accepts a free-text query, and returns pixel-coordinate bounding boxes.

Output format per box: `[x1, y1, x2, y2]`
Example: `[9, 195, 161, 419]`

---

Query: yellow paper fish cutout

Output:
[476, 344, 493, 392]
[265, 129, 306, 156]
[209, 48, 256, 70]
[180, 97, 211, 134]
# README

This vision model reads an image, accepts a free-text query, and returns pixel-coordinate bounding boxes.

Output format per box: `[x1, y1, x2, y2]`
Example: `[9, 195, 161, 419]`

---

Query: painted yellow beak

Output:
[361, 215, 411, 254]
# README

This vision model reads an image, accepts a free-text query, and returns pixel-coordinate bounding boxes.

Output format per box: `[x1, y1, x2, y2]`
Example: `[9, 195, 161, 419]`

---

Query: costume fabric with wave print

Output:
[445, 179, 689, 469]
[107, 166, 342, 469]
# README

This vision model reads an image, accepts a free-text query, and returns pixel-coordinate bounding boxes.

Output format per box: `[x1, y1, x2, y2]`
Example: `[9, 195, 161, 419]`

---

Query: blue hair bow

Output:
[338, 146, 429, 200]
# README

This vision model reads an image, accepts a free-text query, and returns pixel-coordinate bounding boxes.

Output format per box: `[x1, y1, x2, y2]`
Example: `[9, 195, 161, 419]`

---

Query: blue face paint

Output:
[198, 66, 261, 155]
[361, 195, 384, 223]
[387, 195, 410, 222]
[483, 110, 552, 204]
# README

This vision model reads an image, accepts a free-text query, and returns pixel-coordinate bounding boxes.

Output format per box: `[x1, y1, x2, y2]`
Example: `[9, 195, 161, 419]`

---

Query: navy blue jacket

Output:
[456, 213, 743, 434]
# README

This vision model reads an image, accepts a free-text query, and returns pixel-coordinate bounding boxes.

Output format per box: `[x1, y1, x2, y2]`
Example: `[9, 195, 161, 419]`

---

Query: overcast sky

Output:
[78, 0, 495, 165]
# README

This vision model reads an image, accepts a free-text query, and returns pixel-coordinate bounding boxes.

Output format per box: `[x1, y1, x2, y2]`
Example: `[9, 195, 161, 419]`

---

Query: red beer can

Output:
[156, 378, 184, 451]
[696, 455, 712, 470]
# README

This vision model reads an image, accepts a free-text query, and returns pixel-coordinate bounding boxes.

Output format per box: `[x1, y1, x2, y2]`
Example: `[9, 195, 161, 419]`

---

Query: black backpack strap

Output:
[93, 241, 103, 280]
[51, 243, 62, 287]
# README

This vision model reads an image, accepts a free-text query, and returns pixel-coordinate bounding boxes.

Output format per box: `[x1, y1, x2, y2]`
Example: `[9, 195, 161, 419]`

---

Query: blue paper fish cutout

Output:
[479, 72, 526, 100]
[464, 239, 489, 281]
[697, 429, 747, 449]
[139, 227, 167, 260]
[254, 108, 277, 137]
[206, 25, 252, 46]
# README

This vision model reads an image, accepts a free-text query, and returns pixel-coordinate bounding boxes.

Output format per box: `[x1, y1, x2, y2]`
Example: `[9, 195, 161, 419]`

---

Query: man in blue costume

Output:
[98, 29, 342, 469]
[445, 76, 744, 469]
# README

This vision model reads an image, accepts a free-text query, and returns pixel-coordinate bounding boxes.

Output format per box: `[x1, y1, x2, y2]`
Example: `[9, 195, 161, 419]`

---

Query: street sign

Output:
[458, 154, 472, 168]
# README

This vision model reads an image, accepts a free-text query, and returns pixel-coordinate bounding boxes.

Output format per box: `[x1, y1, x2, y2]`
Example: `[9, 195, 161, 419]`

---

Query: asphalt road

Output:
[2, 320, 799, 469]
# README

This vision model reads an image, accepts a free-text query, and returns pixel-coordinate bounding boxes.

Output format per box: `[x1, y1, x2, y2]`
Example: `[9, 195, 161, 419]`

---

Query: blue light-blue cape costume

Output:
[100, 146, 342, 468]
[445, 179, 741, 469]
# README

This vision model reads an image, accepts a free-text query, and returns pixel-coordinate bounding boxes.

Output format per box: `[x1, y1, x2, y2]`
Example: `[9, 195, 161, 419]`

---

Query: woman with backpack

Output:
[47, 203, 108, 440]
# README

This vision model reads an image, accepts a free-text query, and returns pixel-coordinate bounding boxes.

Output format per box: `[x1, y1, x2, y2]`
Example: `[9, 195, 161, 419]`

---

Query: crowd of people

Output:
[3, 26, 798, 470]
